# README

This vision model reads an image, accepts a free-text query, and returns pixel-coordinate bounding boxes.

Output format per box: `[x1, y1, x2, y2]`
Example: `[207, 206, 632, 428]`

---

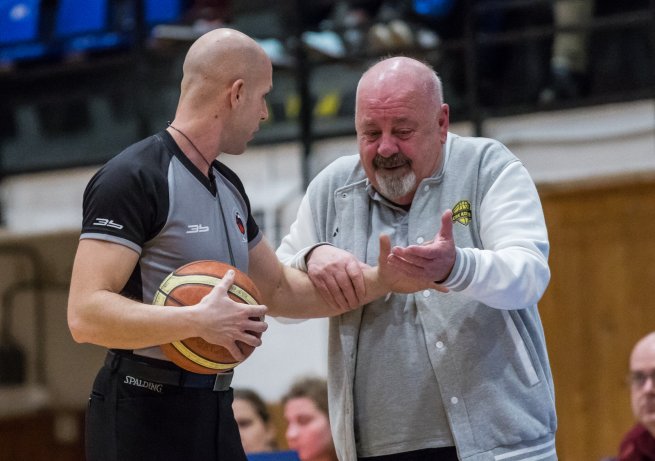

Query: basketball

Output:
[152, 260, 263, 374]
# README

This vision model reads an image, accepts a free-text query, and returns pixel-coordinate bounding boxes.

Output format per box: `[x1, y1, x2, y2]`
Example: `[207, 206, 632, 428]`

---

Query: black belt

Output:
[104, 350, 233, 392]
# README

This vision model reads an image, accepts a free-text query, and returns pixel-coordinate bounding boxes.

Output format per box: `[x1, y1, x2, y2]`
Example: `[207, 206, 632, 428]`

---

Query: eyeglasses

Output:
[628, 369, 655, 389]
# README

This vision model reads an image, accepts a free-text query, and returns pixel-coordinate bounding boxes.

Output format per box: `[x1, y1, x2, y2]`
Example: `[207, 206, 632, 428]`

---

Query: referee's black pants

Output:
[85, 351, 246, 461]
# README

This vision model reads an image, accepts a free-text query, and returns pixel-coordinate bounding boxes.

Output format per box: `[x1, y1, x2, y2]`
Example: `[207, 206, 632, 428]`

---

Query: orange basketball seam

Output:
[154, 261, 261, 374]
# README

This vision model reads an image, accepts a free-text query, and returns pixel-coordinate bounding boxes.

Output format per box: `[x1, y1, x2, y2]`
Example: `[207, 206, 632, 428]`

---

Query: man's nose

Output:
[377, 134, 397, 157]
[644, 376, 655, 392]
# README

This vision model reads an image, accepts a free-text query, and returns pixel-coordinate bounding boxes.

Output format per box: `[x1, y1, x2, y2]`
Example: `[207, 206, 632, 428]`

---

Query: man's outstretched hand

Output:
[381, 210, 455, 292]
[305, 210, 455, 311]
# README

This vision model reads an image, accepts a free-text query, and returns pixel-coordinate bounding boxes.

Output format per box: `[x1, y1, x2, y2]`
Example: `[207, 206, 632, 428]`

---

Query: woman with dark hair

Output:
[233, 388, 278, 454]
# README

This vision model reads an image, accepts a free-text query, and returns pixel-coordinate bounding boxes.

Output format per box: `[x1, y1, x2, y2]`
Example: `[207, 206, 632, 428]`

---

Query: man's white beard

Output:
[375, 169, 417, 201]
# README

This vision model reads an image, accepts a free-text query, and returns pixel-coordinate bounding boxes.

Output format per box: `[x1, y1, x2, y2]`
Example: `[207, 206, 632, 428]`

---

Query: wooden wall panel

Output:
[0, 410, 85, 461]
[538, 174, 655, 461]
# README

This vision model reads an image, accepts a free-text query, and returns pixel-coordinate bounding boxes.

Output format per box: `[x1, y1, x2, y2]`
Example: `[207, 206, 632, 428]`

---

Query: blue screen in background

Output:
[54, 0, 107, 37]
[0, 0, 49, 63]
[0, 0, 188, 66]
[144, 0, 182, 25]
[53, 0, 135, 54]
[0, 0, 41, 44]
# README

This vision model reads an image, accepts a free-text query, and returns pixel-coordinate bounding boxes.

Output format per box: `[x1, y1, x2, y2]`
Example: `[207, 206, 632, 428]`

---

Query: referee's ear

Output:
[229, 79, 245, 108]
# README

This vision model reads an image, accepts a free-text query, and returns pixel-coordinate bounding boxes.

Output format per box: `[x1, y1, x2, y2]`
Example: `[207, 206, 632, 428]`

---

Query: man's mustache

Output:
[373, 153, 410, 169]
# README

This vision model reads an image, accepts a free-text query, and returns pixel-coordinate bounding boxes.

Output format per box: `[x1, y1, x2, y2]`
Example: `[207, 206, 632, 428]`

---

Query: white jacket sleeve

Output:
[275, 193, 321, 270]
[446, 161, 551, 309]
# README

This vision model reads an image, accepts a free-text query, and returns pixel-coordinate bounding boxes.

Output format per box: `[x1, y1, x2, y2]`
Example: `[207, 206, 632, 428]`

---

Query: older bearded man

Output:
[277, 56, 556, 461]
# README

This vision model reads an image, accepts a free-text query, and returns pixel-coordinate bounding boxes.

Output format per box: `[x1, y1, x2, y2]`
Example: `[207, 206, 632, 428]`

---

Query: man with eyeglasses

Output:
[618, 332, 655, 460]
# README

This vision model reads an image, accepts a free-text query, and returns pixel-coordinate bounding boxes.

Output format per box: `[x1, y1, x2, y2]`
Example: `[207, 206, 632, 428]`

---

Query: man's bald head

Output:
[179, 28, 270, 110]
[630, 332, 655, 436]
[356, 57, 443, 111]
[631, 333, 655, 368]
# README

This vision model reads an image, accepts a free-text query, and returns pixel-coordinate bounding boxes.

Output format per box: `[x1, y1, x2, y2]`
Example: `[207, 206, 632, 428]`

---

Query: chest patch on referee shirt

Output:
[234, 210, 247, 242]
[452, 200, 472, 226]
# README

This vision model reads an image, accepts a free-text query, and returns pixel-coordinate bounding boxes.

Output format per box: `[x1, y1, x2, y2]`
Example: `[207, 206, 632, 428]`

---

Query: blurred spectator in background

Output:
[149, 0, 232, 44]
[539, 0, 594, 104]
[406, 0, 460, 42]
[233, 388, 279, 455]
[617, 332, 655, 460]
[305, 0, 443, 57]
[184, 0, 232, 32]
[282, 377, 338, 461]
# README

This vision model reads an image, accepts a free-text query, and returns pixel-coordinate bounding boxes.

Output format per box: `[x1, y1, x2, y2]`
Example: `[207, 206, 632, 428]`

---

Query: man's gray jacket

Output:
[277, 133, 557, 461]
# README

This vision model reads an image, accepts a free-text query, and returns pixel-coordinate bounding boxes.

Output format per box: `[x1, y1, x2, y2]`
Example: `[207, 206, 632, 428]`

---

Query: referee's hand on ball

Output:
[193, 270, 268, 361]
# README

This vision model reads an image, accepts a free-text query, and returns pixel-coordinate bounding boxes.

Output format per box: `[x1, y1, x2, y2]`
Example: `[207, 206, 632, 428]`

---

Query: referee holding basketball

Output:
[67, 29, 429, 461]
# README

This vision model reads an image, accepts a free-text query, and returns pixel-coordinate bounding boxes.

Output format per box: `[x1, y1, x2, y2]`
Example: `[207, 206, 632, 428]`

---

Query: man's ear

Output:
[438, 103, 450, 144]
[230, 79, 245, 108]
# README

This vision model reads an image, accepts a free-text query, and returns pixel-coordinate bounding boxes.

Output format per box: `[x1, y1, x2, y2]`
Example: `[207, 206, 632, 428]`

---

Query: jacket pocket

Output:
[502, 310, 540, 386]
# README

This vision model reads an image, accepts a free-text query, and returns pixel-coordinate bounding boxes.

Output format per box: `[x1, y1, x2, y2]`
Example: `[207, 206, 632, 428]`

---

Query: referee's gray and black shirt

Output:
[80, 130, 262, 359]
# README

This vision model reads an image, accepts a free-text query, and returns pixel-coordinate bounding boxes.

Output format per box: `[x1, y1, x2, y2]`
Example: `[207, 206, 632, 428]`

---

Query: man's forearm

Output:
[265, 265, 389, 319]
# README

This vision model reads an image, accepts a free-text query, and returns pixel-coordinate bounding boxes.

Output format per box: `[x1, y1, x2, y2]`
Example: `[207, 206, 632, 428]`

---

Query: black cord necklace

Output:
[167, 122, 235, 266]
[167, 122, 213, 178]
